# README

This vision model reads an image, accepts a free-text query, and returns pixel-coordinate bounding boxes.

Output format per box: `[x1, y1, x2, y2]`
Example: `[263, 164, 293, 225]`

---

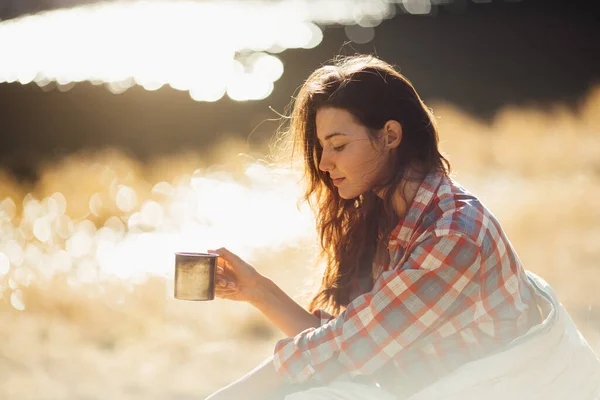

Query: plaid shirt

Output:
[273, 172, 539, 396]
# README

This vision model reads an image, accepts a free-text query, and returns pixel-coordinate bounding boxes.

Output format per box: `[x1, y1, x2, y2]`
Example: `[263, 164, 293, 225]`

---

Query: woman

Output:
[205, 55, 600, 400]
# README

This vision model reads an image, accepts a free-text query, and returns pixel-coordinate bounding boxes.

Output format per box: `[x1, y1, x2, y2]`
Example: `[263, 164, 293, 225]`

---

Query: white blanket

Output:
[285, 272, 600, 400]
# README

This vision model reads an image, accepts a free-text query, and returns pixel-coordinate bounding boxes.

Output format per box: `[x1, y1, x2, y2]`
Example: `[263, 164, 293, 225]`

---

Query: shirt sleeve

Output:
[272, 232, 483, 383]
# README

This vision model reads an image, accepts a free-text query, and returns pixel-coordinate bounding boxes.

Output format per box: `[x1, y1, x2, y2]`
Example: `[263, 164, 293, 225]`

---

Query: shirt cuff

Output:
[273, 332, 317, 383]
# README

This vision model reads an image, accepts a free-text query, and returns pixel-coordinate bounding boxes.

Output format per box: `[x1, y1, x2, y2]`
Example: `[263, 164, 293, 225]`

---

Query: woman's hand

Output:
[208, 247, 320, 337]
[208, 247, 264, 303]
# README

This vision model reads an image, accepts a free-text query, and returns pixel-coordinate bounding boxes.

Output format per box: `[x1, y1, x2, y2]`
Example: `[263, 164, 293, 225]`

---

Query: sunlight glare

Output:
[116, 185, 138, 213]
[0, 198, 17, 222]
[54, 214, 75, 239]
[0, 252, 9, 276]
[66, 231, 94, 259]
[51, 249, 73, 274]
[0, 0, 404, 101]
[401, 0, 433, 15]
[33, 217, 53, 243]
[3, 240, 24, 267]
[10, 289, 25, 311]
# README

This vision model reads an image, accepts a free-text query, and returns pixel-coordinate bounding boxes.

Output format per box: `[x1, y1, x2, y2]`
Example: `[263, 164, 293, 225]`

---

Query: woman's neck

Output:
[375, 167, 425, 219]
[391, 178, 421, 218]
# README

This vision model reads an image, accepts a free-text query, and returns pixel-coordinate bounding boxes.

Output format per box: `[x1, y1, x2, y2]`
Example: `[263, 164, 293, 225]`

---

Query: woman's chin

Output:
[337, 187, 363, 200]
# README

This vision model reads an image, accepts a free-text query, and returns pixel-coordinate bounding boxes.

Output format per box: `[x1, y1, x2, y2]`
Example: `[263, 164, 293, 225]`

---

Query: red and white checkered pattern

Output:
[273, 172, 537, 394]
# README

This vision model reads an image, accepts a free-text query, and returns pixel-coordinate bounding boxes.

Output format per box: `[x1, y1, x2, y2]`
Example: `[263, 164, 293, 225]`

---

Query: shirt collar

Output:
[387, 171, 445, 250]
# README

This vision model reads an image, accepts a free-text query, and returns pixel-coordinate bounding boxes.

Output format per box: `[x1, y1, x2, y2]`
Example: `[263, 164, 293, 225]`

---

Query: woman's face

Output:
[316, 107, 392, 199]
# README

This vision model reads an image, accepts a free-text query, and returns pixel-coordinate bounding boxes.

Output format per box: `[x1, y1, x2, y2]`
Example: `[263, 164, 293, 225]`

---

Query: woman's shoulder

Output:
[429, 176, 502, 249]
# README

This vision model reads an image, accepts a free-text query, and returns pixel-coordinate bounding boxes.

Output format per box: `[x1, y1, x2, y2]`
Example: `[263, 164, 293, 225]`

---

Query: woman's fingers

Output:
[216, 287, 238, 295]
[208, 247, 252, 302]
[216, 277, 237, 289]
[215, 283, 239, 299]
[209, 249, 238, 275]
[216, 266, 237, 285]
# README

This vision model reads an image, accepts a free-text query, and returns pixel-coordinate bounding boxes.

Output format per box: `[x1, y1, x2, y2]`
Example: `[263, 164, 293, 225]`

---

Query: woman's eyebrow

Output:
[318, 132, 347, 145]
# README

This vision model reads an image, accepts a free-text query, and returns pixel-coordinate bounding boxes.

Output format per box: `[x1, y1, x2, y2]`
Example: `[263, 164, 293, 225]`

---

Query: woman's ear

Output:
[383, 120, 402, 149]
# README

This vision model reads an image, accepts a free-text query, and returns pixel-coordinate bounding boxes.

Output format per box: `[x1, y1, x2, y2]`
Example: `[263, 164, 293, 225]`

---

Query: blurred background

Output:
[0, 0, 599, 398]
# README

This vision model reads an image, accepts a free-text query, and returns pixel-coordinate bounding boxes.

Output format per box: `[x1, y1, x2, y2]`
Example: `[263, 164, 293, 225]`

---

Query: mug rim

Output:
[175, 252, 219, 257]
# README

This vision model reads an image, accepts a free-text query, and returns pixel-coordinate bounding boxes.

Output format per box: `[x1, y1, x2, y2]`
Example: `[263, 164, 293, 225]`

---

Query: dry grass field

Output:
[1, 86, 599, 399]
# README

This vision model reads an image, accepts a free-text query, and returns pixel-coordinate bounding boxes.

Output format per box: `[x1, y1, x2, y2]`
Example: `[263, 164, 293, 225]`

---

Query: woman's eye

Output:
[333, 144, 346, 152]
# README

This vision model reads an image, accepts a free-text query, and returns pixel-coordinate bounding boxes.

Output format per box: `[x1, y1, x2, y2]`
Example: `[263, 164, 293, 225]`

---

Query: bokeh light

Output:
[0, 146, 319, 311]
[345, 25, 376, 44]
[0, 252, 9, 276]
[0, 0, 414, 102]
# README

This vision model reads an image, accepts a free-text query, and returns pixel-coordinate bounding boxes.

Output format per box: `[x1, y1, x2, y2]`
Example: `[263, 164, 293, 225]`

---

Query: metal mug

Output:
[174, 252, 218, 301]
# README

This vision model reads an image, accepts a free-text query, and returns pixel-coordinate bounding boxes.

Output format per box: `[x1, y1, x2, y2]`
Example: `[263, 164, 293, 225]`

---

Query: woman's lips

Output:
[333, 178, 345, 185]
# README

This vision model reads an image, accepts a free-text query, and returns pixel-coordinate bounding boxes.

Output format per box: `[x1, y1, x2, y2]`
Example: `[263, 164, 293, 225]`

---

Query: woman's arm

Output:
[205, 355, 282, 400]
[210, 247, 321, 337]
[273, 233, 485, 384]
[251, 275, 321, 337]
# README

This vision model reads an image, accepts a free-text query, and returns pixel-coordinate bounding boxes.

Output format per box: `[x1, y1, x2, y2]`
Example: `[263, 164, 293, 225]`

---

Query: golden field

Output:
[1, 86, 599, 399]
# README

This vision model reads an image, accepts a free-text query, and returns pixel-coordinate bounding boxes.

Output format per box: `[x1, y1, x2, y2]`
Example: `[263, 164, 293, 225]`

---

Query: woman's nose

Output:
[318, 152, 333, 172]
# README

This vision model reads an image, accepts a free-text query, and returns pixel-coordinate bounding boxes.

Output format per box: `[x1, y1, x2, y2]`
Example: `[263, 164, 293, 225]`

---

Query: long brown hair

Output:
[274, 55, 450, 316]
